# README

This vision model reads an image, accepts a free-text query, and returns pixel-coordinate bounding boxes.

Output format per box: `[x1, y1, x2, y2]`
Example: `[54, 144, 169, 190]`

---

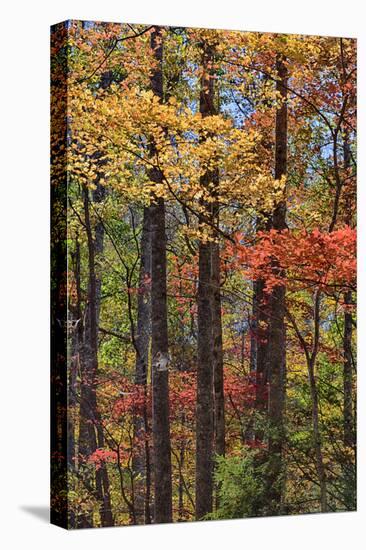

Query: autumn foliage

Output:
[50, 20, 356, 529]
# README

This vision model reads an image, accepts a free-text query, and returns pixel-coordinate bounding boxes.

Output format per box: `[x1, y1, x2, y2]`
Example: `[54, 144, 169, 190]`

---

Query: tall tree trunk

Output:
[308, 358, 328, 513]
[211, 98, 225, 462]
[196, 238, 214, 520]
[133, 206, 152, 524]
[77, 187, 97, 529]
[288, 290, 328, 513]
[178, 440, 186, 521]
[253, 275, 271, 440]
[50, 22, 69, 529]
[151, 194, 173, 524]
[211, 208, 225, 509]
[149, 26, 173, 524]
[265, 54, 288, 515]
[343, 306, 354, 429]
[92, 182, 114, 528]
[135, 208, 152, 386]
[67, 236, 83, 529]
[342, 134, 356, 510]
[308, 290, 328, 512]
[68, 238, 82, 469]
[343, 288, 355, 510]
[251, 74, 274, 425]
[78, 184, 114, 528]
[212, 239, 225, 458]
[195, 40, 217, 520]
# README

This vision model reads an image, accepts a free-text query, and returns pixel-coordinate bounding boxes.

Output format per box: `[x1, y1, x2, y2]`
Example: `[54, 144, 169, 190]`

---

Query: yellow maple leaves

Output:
[67, 80, 284, 223]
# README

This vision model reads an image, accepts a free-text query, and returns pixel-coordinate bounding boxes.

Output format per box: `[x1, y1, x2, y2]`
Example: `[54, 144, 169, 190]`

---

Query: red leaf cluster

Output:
[227, 226, 356, 293]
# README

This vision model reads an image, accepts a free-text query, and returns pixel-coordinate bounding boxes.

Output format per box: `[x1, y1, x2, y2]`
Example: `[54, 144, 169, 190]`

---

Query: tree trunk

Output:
[265, 53, 288, 515]
[135, 208, 152, 386]
[151, 194, 173, 523]
[342, 134, 356, 510]
[343, 292, 354, 452]
[67, 237, 83, 529]
[68, 238, 82, 470]
[253, 275, 270, 440]
[308, 356, 328, 513]
[50, 23, 69, 529]
[343, 288, 355, 510]
[178, 441, 185, 521]
[78, 184, 114, 528]
[305, 290, 328, 512]
[149, 26, 173, 524]
[195, 40, 217, 520]
[212, 239, 225, 458]
[133, 206, 152, 524]
[196, 239, 214, 519]
[211, 111, 225, 461]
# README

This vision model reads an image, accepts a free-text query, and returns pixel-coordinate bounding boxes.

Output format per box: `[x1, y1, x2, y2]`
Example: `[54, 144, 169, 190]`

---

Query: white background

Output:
[0, 1, 364, 548]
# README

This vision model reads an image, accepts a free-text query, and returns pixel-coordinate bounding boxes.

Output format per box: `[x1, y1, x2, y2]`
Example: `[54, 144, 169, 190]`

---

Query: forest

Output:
[51, 21, 357, 528]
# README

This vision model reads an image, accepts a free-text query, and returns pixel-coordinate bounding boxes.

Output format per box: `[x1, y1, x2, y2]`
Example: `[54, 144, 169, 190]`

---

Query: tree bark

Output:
[308, 357, 328, 513]
[211, 110, 225, 462]
[253, 273, 271, 441]
[78, 184, 114, 528]
[133, 206, 152, 524]
[196, 239, 214, 519]
[308, 290, 328, 512]
[50, 23, 69, 528]
[135, 208, 152, 386]
[151, 193, 173, 523]
[195, 40, 217, 520]
[67, 237, 83, 529]
[343, 288, 355, 510]
[149, 26, 173, 524]
[212, 239, 225, 458]
[265, 54, 288, 515]
[342, 134, 356, 510]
